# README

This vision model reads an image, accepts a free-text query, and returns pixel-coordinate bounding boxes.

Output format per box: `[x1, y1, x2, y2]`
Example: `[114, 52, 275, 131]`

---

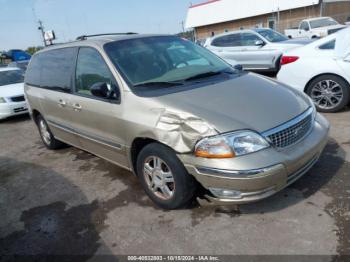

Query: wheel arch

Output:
[130, 137, 169, 175]
[304, 73, 350, 93]
[31, 109, 42, 125]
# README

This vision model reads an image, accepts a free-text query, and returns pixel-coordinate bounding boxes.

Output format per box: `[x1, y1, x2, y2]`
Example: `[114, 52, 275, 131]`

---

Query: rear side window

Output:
[240, 33, 262, 46]
[25, 55, 41, 86]
[319, 40, 336, 50]
[40, 48, 77, 93]
[212, 34, 241, 47]
[75, 47, 115, 96]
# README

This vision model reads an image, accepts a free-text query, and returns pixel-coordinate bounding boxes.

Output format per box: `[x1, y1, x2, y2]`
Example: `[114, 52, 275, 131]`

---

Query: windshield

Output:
[104, 36, 234, 86]
[255, 29, 288, 42]
[310, 18, 338, 28]
[0, 70, 24, 86]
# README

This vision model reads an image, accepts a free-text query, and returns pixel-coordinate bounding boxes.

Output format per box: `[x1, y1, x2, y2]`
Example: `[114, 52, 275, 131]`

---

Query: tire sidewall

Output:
[136, 143, 196, 209]
[36, 115, 57, 149]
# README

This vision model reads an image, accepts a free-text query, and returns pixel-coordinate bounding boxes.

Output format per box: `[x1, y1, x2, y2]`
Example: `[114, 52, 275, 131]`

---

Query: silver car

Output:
[206, 28, 311, 73]
[25, 34, 329, 210]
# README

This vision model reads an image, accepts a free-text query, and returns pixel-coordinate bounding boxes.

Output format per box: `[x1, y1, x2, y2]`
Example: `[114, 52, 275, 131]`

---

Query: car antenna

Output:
[76, 32, 138, 41]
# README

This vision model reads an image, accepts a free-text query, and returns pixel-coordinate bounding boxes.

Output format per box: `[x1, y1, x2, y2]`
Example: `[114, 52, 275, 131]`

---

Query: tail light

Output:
[281, 56, 299, 65]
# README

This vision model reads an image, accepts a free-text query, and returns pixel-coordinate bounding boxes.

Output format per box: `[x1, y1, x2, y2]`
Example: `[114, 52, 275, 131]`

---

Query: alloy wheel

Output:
[310, 80, 344, 110]
[39, 119, 51, 145]
[143, 156, 175, 200]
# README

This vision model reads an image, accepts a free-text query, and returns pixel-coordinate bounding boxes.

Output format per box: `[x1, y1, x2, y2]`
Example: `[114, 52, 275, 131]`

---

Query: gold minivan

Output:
[25, 34, 330, 209]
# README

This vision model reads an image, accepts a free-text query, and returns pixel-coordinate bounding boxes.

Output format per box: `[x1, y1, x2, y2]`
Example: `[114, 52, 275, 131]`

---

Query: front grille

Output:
[13, 107, 27, 113]
[10, 95, 25, 102]
[263, 108, 313, 148]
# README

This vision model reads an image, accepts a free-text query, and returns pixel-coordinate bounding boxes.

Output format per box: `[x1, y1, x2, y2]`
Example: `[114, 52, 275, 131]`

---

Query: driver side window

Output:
[75, 47, 115, 97]
[240, 33, 263, 46]
[300, 22, 310, 31]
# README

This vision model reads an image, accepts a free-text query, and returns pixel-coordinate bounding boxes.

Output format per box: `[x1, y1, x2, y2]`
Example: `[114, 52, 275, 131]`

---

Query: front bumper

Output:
[0, 101, 28, 120]
[179, 113, 330, 205]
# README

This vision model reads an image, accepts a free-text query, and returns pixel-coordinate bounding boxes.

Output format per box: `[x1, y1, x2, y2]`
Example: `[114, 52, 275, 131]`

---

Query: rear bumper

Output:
[179, 113, 329, 205]
[0, 101, 28, 120]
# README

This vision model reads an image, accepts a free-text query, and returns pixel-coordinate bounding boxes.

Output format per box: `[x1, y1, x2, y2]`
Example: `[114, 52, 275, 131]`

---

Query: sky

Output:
[0, 0, 200, 51]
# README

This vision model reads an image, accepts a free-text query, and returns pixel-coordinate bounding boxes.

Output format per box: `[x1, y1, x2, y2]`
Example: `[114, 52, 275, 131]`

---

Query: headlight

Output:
[195, 131, 270, 158]
[0, 97, 6, 103]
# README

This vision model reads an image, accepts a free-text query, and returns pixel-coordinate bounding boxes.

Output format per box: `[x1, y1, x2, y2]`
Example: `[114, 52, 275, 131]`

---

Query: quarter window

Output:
[75, 47, 115, 97]
[319, 40, 336, 50]
[24, 54, 41, 87]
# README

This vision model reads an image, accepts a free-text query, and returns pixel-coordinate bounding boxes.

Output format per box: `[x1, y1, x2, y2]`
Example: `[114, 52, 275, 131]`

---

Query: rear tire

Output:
[306, 75, 349, 113]
[136, 143, 197, 210]
[36, 115, 66, 150]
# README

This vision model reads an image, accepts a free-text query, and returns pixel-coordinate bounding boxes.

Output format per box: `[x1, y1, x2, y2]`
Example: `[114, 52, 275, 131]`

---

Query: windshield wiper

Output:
[133, 81, 184, 88]
[184, 70, 234, 82]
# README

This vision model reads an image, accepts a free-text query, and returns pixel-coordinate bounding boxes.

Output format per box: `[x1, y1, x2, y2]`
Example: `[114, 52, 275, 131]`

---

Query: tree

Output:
[177, 30, 195, 41]
[25, 46, 44, 55]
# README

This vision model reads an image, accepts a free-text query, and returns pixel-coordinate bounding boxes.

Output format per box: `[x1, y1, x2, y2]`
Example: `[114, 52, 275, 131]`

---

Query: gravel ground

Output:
[0, 109, 349, 260]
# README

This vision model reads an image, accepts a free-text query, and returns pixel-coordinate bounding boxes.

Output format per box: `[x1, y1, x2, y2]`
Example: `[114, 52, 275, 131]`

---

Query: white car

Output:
[206, 28, 308, 73]
[0, 67, 28, 120]
[277, 27, 350, 113]
[285, 17, 346, 39]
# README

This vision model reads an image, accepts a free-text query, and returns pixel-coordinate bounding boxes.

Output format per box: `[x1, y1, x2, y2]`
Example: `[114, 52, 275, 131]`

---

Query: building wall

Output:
[324, 1, 350, 23]
[194, 2, 350, 40]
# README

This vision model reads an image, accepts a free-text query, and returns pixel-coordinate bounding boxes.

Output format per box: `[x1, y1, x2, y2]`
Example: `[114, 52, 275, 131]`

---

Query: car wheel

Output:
[306, 75, 350, 113]
[136, 143, 197, 210]
[36, 115, 66, 149]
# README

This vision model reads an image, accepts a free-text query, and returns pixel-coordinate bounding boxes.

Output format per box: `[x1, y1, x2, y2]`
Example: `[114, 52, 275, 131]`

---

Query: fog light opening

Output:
[209, 188, 242, 199]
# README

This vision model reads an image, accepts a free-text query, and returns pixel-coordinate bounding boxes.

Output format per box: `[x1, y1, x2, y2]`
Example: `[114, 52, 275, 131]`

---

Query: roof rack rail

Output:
[76, 32, 138, 41]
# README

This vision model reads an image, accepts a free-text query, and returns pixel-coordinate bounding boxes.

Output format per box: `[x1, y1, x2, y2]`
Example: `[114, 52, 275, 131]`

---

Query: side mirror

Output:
[90, 82, 119, 100]
[234, 64, 243, 71]
[255, 40, 265, 46]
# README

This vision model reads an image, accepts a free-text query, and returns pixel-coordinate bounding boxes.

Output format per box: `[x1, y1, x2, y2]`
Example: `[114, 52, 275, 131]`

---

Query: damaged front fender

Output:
[154, 109, 218, 153]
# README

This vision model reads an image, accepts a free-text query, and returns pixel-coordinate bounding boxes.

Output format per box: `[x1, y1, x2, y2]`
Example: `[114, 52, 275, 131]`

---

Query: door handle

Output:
[73, 103, 82, 112]
[58, 99, 67, 107]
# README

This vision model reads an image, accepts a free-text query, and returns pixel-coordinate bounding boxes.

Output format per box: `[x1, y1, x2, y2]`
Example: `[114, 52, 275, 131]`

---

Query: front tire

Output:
[36, 115, 66, 150]
[136, 143, 197, 210]
[306, 75, 350, 113]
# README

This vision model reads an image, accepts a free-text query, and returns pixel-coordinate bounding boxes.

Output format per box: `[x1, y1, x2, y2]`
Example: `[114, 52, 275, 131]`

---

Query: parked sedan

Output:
[0, 67, 28, 120]
[278, 27, 350, 113]
[206, 28, 310, 73]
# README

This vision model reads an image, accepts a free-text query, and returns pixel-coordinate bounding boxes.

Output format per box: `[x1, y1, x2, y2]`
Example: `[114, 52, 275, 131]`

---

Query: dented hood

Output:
[154, 73, 311, 134]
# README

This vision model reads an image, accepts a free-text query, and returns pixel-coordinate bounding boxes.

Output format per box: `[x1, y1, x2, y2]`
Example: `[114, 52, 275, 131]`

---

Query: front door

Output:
[239, 32, 272, 70]
[211, 33, 244, 65]
[69, 47, 129, 169]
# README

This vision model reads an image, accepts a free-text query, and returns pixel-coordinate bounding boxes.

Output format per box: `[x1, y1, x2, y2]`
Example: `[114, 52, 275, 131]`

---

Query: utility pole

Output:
[38, 20, 47, 47]
[180, 21, 185, 33]
[320, 0, 324, 17]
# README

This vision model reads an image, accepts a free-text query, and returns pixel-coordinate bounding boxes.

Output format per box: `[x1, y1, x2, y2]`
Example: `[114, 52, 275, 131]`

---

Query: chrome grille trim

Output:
[262, 107, 314, 148]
